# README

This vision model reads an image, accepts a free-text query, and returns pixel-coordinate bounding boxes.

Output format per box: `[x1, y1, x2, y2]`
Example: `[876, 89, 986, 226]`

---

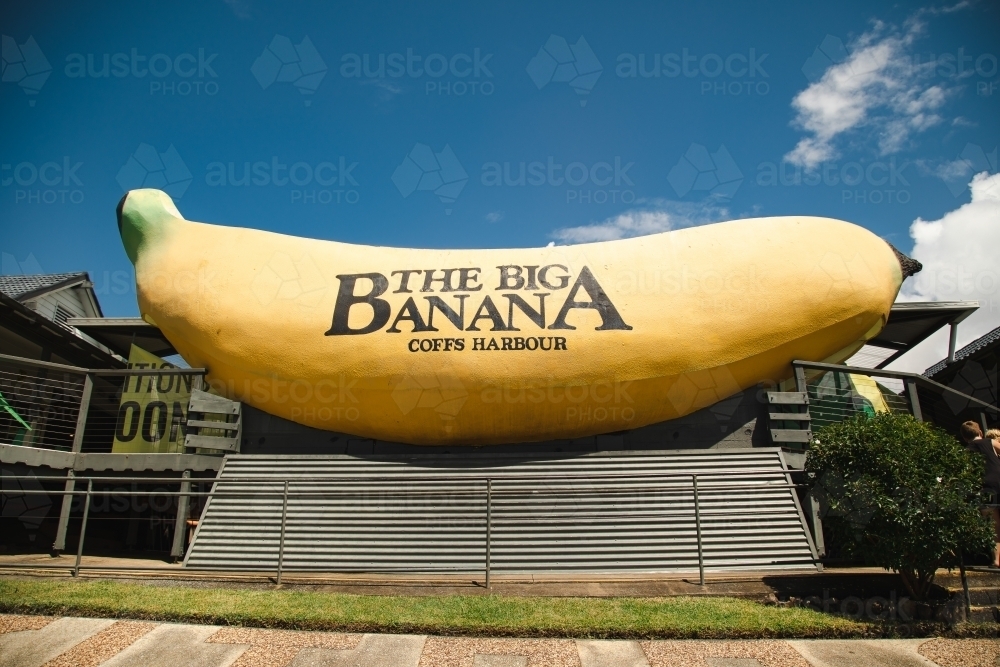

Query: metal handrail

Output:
[0, 352, 207, 376]
[792, 359, 999, 415]
[0, 468, 808, 484]
[2, 482, 805, 498]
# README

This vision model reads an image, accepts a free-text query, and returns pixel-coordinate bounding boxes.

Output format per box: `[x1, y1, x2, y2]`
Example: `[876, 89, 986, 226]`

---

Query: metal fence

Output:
[0, 354, 207, 455]
[791, 360, 998, 434]
[0, 468, 814, 586]
[3, 352, 995, 457]
[0, 363, 85, 450]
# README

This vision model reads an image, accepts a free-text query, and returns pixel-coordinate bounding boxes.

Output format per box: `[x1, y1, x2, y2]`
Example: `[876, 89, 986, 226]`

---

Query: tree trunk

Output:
[899, 569, 919, 599]
[900, 567, 937, 600]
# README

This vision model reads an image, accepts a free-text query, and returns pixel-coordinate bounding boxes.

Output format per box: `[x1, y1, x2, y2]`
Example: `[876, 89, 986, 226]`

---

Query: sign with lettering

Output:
[112, 344, 192, 453]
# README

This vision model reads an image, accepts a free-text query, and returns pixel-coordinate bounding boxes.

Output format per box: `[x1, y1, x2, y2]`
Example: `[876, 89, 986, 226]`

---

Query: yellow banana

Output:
[118, 188, 915, 445]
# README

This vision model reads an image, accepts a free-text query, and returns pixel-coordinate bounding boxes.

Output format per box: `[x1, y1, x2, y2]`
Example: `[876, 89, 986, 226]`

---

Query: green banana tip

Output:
[116, 189, 182, 265]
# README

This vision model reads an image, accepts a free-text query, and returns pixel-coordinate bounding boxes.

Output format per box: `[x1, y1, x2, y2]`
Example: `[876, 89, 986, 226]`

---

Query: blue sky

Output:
[2, 0, 998, 362]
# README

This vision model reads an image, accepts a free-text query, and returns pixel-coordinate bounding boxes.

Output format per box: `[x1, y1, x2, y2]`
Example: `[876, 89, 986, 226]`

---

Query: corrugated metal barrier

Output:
[184, 448, 819, 575]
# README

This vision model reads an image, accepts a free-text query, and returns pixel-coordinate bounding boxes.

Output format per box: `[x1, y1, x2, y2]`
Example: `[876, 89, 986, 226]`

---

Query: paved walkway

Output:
[1, 615, 997, 667]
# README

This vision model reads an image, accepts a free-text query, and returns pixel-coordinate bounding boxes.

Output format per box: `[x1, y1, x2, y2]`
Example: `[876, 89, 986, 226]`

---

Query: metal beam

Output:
[0, 444, 224, 473]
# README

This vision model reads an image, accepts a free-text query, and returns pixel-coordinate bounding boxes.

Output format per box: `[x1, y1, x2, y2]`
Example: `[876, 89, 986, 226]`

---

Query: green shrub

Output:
[805, 412, 993, 599]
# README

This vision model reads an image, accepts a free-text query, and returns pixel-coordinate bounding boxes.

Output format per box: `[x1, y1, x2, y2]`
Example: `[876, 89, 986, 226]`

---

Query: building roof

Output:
[0, 272, 90, 301]
[925, 324, 1000, 378]
[0, 291, 124, 368]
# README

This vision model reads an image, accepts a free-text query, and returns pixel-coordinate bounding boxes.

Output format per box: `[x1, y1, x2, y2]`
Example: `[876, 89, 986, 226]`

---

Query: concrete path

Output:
[1, 614, 997, 667]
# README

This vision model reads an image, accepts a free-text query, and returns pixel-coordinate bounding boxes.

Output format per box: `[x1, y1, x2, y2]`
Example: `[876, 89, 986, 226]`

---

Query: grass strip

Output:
[0, 577, 971, 639]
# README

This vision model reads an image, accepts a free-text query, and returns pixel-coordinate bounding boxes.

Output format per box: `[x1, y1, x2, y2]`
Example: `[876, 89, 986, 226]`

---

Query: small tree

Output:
[806, 412, 994, 599]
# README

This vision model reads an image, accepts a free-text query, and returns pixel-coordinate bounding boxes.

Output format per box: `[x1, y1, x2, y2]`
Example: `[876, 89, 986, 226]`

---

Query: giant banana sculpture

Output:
[118, 189, 917, 445]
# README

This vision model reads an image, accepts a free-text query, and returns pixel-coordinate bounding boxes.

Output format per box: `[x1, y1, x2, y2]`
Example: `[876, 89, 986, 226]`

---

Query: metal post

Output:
[52, 469, 75, 554]
[948, 323, 959, 363]
[981, 412, 989, 435]
[276, 480, 289, 586]
[73, 479, 92, 577]
[170, 470, 191, 561]
[905, 379, 923, 421]
[809, 495, 826, 557]
[485, 478, 492, 591]
[70, 374, 94, 454]
[53, 374, 93, 555]
[693, 474, 704, 586]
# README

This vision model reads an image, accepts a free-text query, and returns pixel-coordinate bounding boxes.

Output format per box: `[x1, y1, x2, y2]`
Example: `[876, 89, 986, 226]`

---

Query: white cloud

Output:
[550, 200, 730, 244]
[933, 158, 975, 182]
[485, 211, 503, 223]
[786, 20, 950, 169]
[889, 171, 1000, 373]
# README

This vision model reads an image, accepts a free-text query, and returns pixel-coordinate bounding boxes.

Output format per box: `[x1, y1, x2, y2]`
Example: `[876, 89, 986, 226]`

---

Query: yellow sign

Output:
[111, 344, 193, 453]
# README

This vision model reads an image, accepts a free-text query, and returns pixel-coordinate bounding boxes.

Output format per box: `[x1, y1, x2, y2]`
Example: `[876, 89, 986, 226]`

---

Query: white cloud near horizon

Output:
[889, 171, 1000, 373]
[786, 19, 950, 169]
[550, 200, 731, 244]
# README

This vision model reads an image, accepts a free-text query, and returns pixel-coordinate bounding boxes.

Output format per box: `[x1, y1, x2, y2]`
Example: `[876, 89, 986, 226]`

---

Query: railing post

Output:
[170, 470, 192, 562]
[73, 479, 92, 577]
[276, 480, 289, 586]
[70, 374, 94, 454]
[693, 474, 704, 586]
[52, 470, 75, 555]
[948, 322, 959, 363]
[809, 494, 826, 557]
[485, 478, 492, 591]
[53, 374, 93, 555]
[794, 364, 807, 394]
[905, 379, 923, 421]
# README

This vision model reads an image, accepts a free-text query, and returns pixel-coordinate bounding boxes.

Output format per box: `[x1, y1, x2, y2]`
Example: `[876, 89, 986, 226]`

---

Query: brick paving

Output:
[1, 614, 997, 667]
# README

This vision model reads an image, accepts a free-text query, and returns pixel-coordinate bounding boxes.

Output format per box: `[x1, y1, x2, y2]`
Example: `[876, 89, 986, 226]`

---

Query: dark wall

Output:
[239, 383, 773, 458]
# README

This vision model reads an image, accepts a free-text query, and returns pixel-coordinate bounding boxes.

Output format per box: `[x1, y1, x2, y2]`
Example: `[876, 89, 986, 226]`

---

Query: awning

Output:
[67, 317, 177, 358]
[865, 301, 979, 368]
